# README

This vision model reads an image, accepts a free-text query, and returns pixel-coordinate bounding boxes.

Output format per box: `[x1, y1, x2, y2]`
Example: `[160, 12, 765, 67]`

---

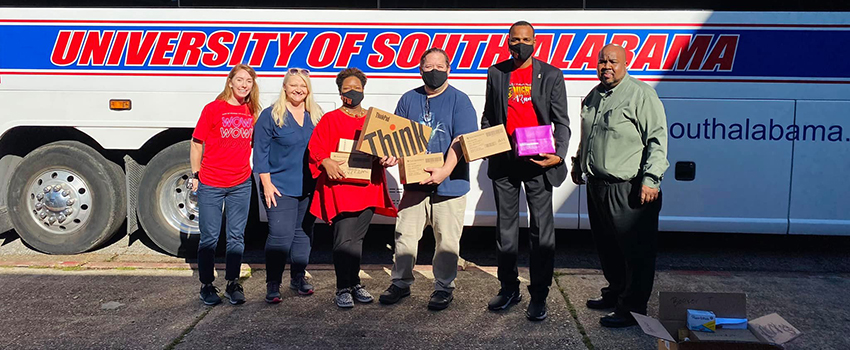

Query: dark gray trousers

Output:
[587, 177, 661, 316]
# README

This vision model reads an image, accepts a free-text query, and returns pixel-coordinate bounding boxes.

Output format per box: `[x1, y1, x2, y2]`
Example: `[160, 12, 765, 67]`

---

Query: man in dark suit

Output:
[481, 21, 570, 321]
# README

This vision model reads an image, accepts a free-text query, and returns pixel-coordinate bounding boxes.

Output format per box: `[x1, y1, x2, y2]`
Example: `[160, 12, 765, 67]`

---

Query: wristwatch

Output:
[193, 171, 199, 179]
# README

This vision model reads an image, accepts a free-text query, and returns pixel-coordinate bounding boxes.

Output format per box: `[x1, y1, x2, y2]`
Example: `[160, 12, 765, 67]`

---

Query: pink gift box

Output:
[513, 125, 556, 156]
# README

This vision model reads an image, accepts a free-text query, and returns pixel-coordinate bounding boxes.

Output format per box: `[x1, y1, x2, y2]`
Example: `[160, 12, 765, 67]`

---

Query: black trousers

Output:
[331, 208, 374, 290]
[493, 162, 556, 301]
[587, 177, 662, 316]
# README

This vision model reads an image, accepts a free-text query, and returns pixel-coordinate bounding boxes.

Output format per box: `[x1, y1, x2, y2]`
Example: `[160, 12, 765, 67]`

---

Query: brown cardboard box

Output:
[459, 124, 512, 162]
[398, 153, 444, 184]
[355, 107, 432, 158]
[632, 292, 800, 350]
[338, 138, 356, 153]
[329, 151, 373, 183]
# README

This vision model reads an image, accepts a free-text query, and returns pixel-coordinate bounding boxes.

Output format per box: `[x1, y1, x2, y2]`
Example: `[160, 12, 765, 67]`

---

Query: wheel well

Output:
[127, 128, 194, 165]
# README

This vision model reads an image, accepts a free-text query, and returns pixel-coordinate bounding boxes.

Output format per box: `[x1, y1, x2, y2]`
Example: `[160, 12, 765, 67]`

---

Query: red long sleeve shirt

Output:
[308, 109, 397, 223]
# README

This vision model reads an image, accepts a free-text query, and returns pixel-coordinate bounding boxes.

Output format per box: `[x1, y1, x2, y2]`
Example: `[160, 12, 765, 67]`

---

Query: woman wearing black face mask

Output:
[307, 68, 398, 309]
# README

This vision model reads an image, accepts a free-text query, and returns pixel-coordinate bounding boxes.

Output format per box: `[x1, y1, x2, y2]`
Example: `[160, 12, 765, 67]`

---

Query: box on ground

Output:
[355, 107, 431, 158]
[632, 292, 801, 350]
[329, 151, 373, 184]
[513, 125, 556, 156]
[398, 153, 444, 184]
[459, 124, 512, 162]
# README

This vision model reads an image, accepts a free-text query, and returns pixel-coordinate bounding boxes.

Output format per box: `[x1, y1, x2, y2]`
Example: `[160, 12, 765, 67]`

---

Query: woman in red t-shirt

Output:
[189, 64, 261, 306]
[307, 68, 398, 308]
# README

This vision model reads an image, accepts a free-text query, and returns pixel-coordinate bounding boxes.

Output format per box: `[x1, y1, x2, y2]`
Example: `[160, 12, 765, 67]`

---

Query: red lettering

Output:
[275, 32, 306, 67]
[397, 33, 430, 69]
[431, 33, 462, 62]
[335, 33, 367, 68]
[248, 32, 278, 66]
[51, 30, 84, 66]
[610, 34, 639, 63]
[149, 31, 179, 66]
[479, 34, 510, 69]
[662, 34, 712, 71]
[172, 31, 206, 66]
[533, 34, 554, 64]
[701, 34, 738, 71]
[307, 32, 341, 69]
[631, 34, 667, 70]
[457, 34, 488, 70]
[550, 34, 575, 69]
[228, 31, 252, 66]
[79, 31, 114, 66]
[106, 31, 129, 66]
[367, 32, 400, 69]
[202, 31, 234, 67]
[125, 31, 159, 66]
[569, 34, 606, 70]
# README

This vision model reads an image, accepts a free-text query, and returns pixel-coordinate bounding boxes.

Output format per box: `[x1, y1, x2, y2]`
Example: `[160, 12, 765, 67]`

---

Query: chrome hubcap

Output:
[26, 169, 92, 234]
[158, 170, 200, 234]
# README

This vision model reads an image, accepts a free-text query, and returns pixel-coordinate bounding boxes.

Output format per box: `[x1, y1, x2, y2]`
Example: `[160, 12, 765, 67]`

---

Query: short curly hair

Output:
[335, 68, 367, 92]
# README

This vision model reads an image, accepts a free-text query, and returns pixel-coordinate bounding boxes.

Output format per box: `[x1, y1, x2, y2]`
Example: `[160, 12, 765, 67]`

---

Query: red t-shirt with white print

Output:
[192, 99, 254, 188]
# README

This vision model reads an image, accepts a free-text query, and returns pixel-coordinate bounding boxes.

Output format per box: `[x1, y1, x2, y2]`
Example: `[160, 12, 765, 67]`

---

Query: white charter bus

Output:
[1, 1, 848, 256]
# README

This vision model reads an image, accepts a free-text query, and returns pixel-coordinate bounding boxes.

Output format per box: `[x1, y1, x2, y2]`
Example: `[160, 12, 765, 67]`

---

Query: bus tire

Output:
[7, 141, 126, 254]
[137, 140, 200, 257]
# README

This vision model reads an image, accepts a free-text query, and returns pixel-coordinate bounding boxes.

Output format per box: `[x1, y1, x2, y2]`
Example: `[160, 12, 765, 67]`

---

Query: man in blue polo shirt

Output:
[378, 48, 478, 310]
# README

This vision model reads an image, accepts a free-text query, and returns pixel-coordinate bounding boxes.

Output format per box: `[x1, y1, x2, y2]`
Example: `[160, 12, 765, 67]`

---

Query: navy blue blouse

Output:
[253, 107, 315, 197]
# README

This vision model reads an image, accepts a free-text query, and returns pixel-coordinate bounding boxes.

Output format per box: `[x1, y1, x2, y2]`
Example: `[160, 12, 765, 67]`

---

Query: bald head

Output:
[597, 44, 628, 89]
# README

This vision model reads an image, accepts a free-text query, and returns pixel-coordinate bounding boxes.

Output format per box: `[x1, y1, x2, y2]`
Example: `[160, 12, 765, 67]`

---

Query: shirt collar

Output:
[596, 73, 630, 97]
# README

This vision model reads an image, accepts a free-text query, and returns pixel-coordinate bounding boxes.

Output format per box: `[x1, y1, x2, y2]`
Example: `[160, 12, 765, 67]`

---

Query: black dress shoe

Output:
[526, 300, 548, 321]
[586, 296, 617, 310]
[427, 290, 453, 310]
[379, 284, 410, 305]
[488, 289, 521, 310]
[600, 311, 638, 328]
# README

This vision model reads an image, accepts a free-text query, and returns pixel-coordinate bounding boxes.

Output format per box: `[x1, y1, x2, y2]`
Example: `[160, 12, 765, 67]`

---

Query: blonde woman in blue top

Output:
[253, 68, 324, 303]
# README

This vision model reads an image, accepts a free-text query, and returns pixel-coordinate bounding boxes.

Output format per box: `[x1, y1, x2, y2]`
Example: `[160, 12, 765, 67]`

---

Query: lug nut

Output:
[57, 215, 66, 223]
[35, 203, 43, 210]
[54, 186, 62, 192]
[48, 216, 56, 224]
[36, 193, 44, 200]
[44, 186, 52, 193]
[39, 211, 48, 219]
[64, 208, 73, 215]
[62, 190, 70, 196]
[67, 199, 75, 205]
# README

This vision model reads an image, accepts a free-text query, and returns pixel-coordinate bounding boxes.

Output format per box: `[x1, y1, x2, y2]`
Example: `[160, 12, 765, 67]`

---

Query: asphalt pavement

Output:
[1, 226, 849, 349]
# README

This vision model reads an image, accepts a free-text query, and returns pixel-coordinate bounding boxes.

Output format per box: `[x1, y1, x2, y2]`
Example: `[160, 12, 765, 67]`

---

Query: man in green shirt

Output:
[571, 44, 668, 328]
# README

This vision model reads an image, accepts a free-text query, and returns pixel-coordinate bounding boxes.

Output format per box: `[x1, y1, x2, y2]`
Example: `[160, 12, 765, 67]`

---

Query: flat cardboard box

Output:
[459, 124, 512, 162]
[338, 138, 356, 153]
[689, 329, 760, 343]
[398, 153, 444, 184]
[355, 107, 432, 158]
[329, 151, 373, 183]
[632, 292, 801, 350]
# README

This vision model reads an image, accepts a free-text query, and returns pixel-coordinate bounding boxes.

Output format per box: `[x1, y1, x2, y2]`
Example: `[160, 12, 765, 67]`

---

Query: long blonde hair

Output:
[271, 70, 324, 127]
[216, 64, 261, 122]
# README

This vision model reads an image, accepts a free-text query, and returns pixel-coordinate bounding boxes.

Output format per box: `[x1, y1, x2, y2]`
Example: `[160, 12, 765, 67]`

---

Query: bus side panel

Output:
[789, 101, 850, 235]
[658, 99, 794, 234]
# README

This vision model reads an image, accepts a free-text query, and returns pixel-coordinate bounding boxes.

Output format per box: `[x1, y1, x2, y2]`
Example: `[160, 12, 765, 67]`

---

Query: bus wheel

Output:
[6, 141, 126, 254]
[137, 141, 200, 257]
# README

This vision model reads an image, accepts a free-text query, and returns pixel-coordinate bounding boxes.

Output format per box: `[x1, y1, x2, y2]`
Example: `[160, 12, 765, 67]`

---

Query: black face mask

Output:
[340, 90, 363, 108]
[509, 43, 534, 62]
[421, 69, 448, 90]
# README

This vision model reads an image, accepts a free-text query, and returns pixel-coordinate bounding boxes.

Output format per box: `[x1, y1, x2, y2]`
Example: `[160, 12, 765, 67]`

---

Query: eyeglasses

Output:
[288, 68, 310, 75]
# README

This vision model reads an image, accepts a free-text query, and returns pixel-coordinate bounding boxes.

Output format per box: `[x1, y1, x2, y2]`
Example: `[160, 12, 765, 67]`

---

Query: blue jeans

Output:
[264, 194, 315, 283]
[197, 177, 252, 284]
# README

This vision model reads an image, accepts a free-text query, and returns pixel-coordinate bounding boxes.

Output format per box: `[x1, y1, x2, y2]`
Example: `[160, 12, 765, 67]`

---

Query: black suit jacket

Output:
[481, 58, 571, 187]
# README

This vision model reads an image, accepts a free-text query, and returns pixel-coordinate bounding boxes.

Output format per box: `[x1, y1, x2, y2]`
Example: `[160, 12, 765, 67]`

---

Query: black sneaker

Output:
[379, 284, 411, 305]
[199, 284, 222, 306]
[427, 290, 453, 310]
[290, 276, 314, 296]
[351, 284, 374, 303]
[488, 289, 521, 310]
[526, 300, 548, 321]
[265, 282, 281, 304]
[224, 280, 246, 305]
